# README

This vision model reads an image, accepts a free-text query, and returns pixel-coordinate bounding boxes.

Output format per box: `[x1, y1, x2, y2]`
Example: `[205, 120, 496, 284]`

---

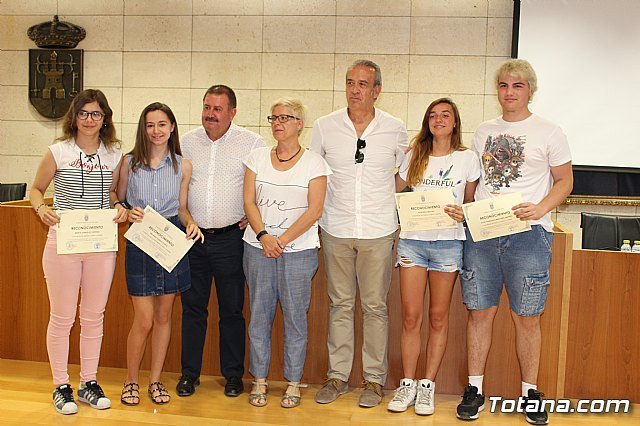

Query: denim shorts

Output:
[396, 238, 463, 272]
[125, 215, 191, 297]
[460, 225, 553, 316]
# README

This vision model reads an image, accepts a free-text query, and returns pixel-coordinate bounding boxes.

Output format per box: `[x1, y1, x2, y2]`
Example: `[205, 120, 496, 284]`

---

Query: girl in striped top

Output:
[29, 89, 129, 415]
[115, 102, 203, 406]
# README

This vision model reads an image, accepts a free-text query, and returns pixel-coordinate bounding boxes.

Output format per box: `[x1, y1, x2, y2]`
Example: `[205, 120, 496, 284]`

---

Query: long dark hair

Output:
[57, 89, 120, 149]
[129, 102, 181, 173]
[406, 97, 465, 187]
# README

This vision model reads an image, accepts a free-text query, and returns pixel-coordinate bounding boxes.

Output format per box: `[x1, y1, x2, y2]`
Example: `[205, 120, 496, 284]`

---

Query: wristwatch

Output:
[256, 230, 268, 241]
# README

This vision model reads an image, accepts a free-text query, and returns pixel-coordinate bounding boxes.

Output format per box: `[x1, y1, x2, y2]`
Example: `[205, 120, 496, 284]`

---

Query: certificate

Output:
[124, 206, 194, 273]
[462, 193, 531, 242]
[395, 188, 457, 231]
[57, 209, 118, 254]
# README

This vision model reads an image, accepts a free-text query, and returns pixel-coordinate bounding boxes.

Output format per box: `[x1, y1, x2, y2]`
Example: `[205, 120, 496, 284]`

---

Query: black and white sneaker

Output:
[522, 389, 549, 425]
[456, 384, 485, 420]
[52, 384, 78, 415]
[77, 380, 111, 409]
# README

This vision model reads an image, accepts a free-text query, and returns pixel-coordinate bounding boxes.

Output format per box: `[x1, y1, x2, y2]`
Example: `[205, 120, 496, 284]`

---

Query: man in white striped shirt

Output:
[177, 85, 265, 398]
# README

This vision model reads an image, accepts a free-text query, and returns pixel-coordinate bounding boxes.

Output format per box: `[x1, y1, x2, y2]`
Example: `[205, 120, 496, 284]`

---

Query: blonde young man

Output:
[311, 60, 408, 408]
[456, 59, 573, 425]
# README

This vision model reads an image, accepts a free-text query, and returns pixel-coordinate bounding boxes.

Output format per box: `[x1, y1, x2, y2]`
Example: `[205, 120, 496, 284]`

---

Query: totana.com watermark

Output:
[489, 396, 631, 413]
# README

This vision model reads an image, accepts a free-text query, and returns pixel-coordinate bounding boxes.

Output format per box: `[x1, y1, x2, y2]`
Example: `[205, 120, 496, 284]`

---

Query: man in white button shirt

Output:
[311, 60, 408, 408]
[177, 85, 265, 398]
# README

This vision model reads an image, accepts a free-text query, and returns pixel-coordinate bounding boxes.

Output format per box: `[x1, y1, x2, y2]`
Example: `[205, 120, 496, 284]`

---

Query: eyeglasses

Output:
[355, 138, 366, 163]
[267, 114, 299, 124]
[76, 110, 104, 121]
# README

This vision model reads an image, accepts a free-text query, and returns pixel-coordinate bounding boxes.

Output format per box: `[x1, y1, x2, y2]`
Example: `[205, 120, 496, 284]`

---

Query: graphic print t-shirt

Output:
[398, 149, 481, 241]
[243, 147, 332, 252]
[471, 114, 572, 232]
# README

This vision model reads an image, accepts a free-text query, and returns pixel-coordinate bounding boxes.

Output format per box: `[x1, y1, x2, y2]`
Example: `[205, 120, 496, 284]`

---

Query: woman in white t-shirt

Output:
[388, 98, 480, 416]
[29, 89, 129, 415]
[243, 98, 331, 408]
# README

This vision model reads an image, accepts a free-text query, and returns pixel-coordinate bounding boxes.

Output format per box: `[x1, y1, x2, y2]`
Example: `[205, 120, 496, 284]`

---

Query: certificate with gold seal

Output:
[462, 192, 531, 242]
[56, 209, 118, 254]
[124, 205, 194, 273]
[395, 189, 457, 231]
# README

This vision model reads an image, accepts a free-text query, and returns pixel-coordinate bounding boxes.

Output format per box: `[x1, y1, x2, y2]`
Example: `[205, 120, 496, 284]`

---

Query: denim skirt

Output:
[125, 215, 191, 297]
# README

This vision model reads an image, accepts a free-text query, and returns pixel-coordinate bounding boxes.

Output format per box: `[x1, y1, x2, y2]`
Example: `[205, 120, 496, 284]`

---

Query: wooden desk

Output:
[565, 249, 640, 402]
[1, 200, 574, 399]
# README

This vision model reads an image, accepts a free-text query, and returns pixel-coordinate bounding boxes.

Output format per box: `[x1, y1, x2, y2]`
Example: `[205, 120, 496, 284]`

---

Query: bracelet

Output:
[114, 200, 129, 209]
[34, 202, 46, 213]
[256, 230, 269, 241]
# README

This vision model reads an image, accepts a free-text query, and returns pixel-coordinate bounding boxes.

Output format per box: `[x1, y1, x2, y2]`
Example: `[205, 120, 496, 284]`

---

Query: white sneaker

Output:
[77, 380, 111, 410]
[415, 379, 435, 415]
[52, 384, 78, 415]
[387, 378, 417, 412]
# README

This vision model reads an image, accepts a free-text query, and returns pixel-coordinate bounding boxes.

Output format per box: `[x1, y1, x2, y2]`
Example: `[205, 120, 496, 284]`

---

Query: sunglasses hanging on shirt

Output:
[355, 138, 366, 164]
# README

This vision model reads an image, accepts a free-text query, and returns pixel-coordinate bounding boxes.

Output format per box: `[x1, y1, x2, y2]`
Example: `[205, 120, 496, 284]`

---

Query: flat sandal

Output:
[281, 382, 308, 408]
[148, 381, 170, 404]
[249, 381, 268, 407]
[121, 382, 140, 406]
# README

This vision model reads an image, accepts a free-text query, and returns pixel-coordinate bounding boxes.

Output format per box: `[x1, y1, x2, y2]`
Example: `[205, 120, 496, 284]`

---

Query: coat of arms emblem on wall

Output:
[27, 16, 85, 119]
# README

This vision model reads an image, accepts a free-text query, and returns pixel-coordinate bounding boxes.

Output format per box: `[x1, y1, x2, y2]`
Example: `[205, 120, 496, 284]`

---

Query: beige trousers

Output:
[320, 230, 395, 385]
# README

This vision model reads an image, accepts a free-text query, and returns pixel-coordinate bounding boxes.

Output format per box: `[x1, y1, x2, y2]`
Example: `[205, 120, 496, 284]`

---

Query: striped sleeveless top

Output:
[50, 139, 122, 211]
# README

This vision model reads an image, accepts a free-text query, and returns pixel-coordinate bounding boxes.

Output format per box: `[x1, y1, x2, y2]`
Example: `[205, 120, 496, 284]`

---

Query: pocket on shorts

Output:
[535, 225, 553, 253]
[519, 272, 550, 316]
[460, 268, 478, 309]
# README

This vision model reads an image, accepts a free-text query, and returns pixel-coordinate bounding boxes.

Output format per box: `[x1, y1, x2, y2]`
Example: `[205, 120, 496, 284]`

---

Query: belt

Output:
[201, 221, 241, 235]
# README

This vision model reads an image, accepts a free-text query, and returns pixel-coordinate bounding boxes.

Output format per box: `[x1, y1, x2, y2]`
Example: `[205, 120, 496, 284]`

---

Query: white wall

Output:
[2, 0, 637, 246]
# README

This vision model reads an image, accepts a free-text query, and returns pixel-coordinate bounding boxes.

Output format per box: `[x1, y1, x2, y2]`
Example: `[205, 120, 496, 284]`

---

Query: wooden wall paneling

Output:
[2, 202, 574, 399]
[0, 201, 50, 362]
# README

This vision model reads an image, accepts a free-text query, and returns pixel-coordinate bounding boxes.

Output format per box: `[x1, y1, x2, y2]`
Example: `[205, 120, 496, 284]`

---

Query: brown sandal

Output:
[148, 381, 170, 404]
[121, 382, 140, 406]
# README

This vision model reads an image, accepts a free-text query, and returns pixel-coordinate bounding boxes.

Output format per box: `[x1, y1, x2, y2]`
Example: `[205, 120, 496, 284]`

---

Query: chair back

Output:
[581, 212, 640, 250]
[617, 216, 640, 246]
[580, 212, 619, 250]
[0, 183, 27, 202]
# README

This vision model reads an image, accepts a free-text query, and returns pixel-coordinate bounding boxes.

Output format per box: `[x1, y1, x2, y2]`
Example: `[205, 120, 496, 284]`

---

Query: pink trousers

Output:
[42, 228, 116, 386]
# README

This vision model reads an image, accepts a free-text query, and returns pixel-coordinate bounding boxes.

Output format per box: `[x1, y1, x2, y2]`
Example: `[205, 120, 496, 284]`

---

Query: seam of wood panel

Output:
[555, 231, 573, 398]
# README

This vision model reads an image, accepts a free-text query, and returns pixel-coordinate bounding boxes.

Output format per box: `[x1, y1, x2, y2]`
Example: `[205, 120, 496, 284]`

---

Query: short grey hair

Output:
[270, 97, 307, 135]
[346, 59, 382, 87]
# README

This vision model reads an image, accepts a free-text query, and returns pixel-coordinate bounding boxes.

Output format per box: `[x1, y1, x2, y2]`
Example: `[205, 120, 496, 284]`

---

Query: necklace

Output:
[275, 145, 302, 162]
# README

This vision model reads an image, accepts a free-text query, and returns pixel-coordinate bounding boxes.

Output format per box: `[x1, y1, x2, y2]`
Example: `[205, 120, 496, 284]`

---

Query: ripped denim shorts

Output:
[396, 238, 463, 273]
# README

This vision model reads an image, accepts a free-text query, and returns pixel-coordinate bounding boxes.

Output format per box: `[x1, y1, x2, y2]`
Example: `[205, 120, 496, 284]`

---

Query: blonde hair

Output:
[494, 59, 538, 98]
[270, 97, 306, 135]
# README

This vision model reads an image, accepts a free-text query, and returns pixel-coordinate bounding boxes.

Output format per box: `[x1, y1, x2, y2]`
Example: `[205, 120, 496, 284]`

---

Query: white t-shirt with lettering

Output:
[398, 149, 481, 241]
[471, 114, 572, 232]
[243, 147, 332, 252]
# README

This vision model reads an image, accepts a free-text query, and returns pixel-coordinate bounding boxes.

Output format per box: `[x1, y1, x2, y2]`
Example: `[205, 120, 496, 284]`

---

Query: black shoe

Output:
[522, 389, 549, 425]
[176, 375, 200, 397]
[456, 384, 485, 420]
[224, 376, 244, 397]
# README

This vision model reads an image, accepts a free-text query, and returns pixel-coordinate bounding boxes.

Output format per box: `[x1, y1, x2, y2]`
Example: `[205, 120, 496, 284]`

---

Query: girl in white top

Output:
[388, 98, 480, 415]
[29, 89, 129, 415]
[243, 98, 331, 408]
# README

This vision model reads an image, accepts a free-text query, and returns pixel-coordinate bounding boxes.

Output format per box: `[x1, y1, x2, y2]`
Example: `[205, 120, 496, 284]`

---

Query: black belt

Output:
[201, 221, 241, 235]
